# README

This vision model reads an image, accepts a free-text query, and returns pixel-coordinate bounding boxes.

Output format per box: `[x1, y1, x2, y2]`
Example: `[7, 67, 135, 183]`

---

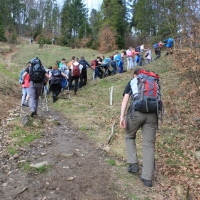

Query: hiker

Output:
[68, 56, 76, 69]
[120, 67, 162, 188]
[110, 55, 117, 75]
[47, 66, 52, 86]
[68, 58, 83, 95]
[94, 57, 103, 79]
[98, 55, 111, 77]
[126, 47, 133, 70]
[22, 57, 49, 117]
[49, 65, 68, 102]
[114, 52, 123, 73]
[20, 68, 30, 107]
[59, 59, 69, 90]
[137, 44, 146, 66]
[165, 38, 174, 55]
[131, 48, 140, 68]
[154, 41, 163, 60]
[78, 56, 91, 88]
[145, 47, 152, 64]
[58, 58, 66, 70]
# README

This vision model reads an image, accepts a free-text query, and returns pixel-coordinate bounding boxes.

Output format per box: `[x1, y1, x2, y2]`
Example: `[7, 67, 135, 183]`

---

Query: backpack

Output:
[135, 46, 140, 52]
[168, 38, 174, 44]
[72, 64, 80, 76]
[153, 43, 159, 49]
[91, 60, 96, 69]
[19, 69, 25, 84]
[52, 69, 61, 78]
[130, 69, 162, 114]
[29, 57, 44, 83]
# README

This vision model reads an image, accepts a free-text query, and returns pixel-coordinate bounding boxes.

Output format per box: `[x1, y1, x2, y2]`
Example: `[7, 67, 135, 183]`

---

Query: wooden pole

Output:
[110, 86, 114, 106]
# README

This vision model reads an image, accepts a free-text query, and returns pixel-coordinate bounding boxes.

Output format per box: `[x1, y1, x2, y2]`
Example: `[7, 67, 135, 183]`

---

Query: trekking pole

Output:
[44, 86, 49, 112]
[67, 82, 71, 100]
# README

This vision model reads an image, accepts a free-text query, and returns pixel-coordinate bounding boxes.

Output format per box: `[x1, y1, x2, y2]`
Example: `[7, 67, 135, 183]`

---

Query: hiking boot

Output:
[127, 163, 139, 173]
[140, 176, 152, 187]
[23, 101, 29, 107]
[53, 95, 57, 103]
[31, 111, 36, 117]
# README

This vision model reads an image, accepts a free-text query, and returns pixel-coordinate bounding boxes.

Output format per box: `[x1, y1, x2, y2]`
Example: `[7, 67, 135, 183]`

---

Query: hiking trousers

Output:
[29, 82, 43, 113]
[127, 57, 133, 70]
[79, 70, 87, 88]
[125, 111, 157, 180]
[68, 76, 79, 94]
[21, 87, 30, 105]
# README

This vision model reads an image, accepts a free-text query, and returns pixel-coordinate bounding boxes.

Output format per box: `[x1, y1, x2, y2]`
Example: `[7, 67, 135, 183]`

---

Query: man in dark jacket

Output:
[78, 56, 91, 88]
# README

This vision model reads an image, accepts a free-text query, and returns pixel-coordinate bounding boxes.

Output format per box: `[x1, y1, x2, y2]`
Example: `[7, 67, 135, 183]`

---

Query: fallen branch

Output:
[107, 121, 116, 144]
[13, 187, 28, 199]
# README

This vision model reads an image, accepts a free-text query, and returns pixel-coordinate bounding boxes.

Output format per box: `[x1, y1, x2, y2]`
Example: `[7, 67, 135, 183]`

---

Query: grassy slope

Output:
[2, 41, 200, 199]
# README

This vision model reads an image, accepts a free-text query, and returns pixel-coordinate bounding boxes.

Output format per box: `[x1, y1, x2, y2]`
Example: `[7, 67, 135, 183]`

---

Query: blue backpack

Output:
[168, 38, 174, 43]
[135, 46, 141, 52]
[153, 43, 159, 49]
[19, 69, 25, 84]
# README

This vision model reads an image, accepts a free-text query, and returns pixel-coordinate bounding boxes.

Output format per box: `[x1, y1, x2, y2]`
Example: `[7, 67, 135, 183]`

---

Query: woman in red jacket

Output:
[21, 70, 30, 106]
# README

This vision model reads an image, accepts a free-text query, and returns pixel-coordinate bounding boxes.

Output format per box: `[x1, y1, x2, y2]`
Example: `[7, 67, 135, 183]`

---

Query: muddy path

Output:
[0, 107, 123, 200]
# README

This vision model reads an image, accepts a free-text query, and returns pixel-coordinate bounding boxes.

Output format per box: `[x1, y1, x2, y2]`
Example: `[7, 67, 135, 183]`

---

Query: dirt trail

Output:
[0, 45, 122, 199]
[0, 107, 123, 200]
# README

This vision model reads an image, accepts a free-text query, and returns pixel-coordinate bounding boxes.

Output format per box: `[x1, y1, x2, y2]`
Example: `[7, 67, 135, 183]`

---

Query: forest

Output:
[0, 0, 199, 52]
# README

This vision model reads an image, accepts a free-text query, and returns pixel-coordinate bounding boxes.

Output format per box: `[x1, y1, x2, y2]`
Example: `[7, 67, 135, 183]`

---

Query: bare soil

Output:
[0, 107, 123, 200]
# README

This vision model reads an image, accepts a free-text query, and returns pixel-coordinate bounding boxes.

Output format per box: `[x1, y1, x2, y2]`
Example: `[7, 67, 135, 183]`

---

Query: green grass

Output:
[10, 126, 41, 146]
[105, 159, 116, 166]
[78, 126, 87, 131]
[20, 162, 52, 174]
[2, 39, 198, 199]
[7, 126, 41, 155]
[7, 146, 18, 155]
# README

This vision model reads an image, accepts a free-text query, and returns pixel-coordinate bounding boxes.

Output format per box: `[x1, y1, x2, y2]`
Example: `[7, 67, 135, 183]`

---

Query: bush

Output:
[173, 23, 200, 92]
[0, 25, 7, 42]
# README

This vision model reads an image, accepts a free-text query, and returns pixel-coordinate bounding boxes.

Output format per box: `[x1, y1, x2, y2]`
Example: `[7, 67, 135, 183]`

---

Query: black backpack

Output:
[29, 57, 44, 83]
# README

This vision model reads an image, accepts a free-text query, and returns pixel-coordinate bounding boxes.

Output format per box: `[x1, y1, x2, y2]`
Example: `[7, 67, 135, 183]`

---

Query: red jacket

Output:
[22, 74, 30, 88]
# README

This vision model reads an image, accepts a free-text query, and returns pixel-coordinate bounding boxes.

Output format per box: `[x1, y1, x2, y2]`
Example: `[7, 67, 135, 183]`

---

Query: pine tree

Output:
[101, 0, 128, 48]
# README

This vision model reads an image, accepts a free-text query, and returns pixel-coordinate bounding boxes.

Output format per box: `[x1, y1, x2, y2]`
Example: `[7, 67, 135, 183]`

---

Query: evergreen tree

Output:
[0, 13, 6, 41]
[61, 0, 88, 46]
[101, 0, 128, 48]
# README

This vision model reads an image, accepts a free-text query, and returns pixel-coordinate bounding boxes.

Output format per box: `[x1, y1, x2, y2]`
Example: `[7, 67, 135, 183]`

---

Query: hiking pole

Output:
[67, 83, 71, 100]
[44, 86, 49, 112]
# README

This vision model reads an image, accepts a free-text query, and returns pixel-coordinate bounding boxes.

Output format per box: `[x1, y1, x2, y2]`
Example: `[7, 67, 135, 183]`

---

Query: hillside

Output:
[0, 40, 200, 199]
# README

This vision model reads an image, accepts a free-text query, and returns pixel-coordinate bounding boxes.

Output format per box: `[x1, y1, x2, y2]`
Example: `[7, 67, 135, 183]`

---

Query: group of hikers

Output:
[19, 36, 170, 188]
[19, 56, 93, 114]
[19, 37, 174, 110]
[91, 37, 174, 78]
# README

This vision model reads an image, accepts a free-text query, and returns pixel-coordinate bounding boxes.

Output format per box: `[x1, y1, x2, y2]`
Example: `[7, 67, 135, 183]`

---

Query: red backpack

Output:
[130, 69, 162, 114]
[72, 64, 80, 76]
[91, 60, 96, 69]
